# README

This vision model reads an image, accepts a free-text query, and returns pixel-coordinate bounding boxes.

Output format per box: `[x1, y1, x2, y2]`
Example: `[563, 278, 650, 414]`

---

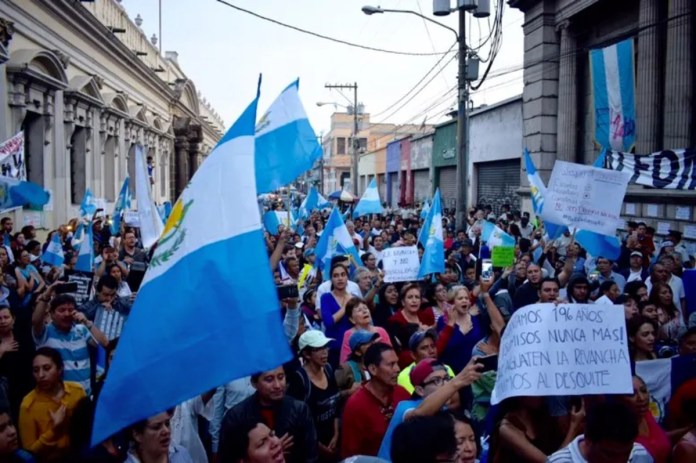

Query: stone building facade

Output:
[511, 0, 695, 243]
[0, 0, 224, 229]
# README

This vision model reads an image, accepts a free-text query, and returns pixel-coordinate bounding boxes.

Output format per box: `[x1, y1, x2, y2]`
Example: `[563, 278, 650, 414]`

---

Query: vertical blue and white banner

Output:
[590, 38, 636, 152]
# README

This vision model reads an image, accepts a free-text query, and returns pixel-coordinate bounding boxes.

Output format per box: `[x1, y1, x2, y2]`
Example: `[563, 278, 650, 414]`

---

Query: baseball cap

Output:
[630, 251, 643, 258]
[298, 330, 334, 352]
[409, 358, 446, 388]
[408, 328, 437, 352]
[349, 329, 380, 353]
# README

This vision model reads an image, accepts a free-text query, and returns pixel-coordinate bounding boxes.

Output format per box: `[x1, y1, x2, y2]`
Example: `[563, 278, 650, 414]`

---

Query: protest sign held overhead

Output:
[541, 160, 631, 236]
[382, 246, 419, 283]
[0, 132, 25, 179]
[491, 303, 633, 405]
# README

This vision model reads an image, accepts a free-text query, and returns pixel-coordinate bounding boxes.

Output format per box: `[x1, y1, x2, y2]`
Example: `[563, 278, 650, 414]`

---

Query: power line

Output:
[371, 42, 457, 118]
[215, 0, 451, 57]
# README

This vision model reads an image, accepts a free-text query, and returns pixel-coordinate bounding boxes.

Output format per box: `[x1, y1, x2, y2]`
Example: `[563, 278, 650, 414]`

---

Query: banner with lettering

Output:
[604, 149, 696, 190]
[0, 132, 25, 180]
[491, 303, 632, 405]
[590, 38, 636, 151]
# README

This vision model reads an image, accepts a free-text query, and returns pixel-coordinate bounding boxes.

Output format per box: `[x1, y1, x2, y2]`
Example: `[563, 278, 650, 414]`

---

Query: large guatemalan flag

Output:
[92, 80, 292, 445]
[590, 38, 636, 152]
[418, 188, 444, 278]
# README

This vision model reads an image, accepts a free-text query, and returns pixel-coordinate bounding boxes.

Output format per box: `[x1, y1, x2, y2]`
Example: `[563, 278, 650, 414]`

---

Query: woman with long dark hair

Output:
[373, 283, 399, 329]
[627, 316, 658, 362]
[320, 263, 353, 367]
[649, 282, 686, 343]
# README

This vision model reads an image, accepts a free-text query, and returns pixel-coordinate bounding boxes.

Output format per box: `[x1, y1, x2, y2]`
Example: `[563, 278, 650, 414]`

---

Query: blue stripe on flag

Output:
[590, 48, 610, 149]
[93, 230, 291, 442]
[616, 39, 636, 151]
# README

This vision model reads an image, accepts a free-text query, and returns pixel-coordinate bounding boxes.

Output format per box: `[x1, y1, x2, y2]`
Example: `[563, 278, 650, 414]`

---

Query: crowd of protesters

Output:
[0, 200, 694, 463]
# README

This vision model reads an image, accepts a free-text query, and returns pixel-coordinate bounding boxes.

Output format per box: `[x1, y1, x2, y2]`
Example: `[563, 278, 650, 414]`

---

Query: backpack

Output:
[294, 364, 334, 403]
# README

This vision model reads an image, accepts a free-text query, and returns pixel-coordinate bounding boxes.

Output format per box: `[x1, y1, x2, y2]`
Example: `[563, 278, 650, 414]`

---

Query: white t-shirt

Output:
[316, 279, 362, 310]
[547, 435, 653, 463]
[626, 268, 644, 283]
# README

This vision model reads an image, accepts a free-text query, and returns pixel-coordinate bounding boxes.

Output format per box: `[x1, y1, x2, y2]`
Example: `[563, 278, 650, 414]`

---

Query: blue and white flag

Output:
[79, 188, 97, 218]
[0, 175, 50, 213]
[135, 146, 164, 249]
[92, 80, 292, 445]
[317, 191, 331, 209]
[418, 189, 444, 278]
[299, 186, 319, 219]
[74, 223, 93, 272]
[314, 208, 362, 279]
[524, 149, 546, 216]
[590, 38, 636, 152]
[41, 232, 64, 268]
[353, 178, 384, 218]
[263, 211, 295, 235]
[110, 177, 131, 236]
[481, 221, 515, 248]
[420, 199, 430, 219]
[575, 230, 621, 261]
[255, 79, 322, 194]
[635, 355, 696, 424]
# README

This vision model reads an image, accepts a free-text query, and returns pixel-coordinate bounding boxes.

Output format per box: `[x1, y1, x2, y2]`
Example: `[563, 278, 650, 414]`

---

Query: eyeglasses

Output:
[422, 375, 452, 387]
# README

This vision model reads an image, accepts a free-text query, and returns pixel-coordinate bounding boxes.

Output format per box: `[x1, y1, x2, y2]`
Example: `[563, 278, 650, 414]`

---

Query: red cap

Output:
[410, 358, 443, 387]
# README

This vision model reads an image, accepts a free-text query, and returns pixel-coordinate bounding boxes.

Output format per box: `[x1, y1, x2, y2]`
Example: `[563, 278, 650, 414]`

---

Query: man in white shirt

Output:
[366, 235, 385, 266]
[554, 230, 573, 257]
[547, 401, 653, 463]
[346, 221, 363, 245]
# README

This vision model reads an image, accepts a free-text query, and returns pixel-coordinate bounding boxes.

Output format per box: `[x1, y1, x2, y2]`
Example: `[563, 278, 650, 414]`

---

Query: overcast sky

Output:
[120, 0, 524, 135]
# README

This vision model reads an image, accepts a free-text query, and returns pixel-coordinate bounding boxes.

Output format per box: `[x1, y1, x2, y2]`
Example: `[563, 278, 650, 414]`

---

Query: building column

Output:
[187, 141, 199, 180]
[663, 0, 693, 149]
[635, 0, 662, 153]
[174, 135, 189, 198]
[555, 20, 577, 163]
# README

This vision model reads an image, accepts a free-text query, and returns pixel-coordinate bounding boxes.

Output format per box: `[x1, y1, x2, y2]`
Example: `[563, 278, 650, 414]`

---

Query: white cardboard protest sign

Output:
[124, 211, 141, 227]
[382, 246, 420, 283]
[541, 161, 630, 236]
[491, 303, 632, 405]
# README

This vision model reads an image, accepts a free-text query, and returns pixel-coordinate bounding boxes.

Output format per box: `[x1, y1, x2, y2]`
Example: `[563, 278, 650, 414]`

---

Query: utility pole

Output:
[325, 83, 359, 196]
[455, 7, 469, 230]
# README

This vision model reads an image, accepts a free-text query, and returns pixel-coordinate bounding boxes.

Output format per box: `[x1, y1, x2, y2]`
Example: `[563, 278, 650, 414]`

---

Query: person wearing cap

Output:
[335, 330, 380, 399]
[219, 365, 318, 463]
[622, 251, 650, 283]
[341, 343, 410, 458]
[288, 331, 340, 462]
[397, 329, 454, 394]
[378, 358, 483, 461]
[626, 222, 655, 269]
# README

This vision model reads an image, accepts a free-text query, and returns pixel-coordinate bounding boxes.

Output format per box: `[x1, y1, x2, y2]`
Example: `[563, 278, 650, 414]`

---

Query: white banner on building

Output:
[541, 161, 630, 236]
[491, 303, 632, 405]
[605, 149, 696, 190]
[0, 132, 26, 180]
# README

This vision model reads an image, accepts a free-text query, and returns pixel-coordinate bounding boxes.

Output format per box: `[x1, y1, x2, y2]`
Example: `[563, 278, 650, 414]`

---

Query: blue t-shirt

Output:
[33, 323, 93, 395]
[377, 399, 422, 461]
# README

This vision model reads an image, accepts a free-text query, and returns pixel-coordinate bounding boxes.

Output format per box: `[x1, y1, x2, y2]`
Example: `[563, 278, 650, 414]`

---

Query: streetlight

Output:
[362, 3, 482, 228]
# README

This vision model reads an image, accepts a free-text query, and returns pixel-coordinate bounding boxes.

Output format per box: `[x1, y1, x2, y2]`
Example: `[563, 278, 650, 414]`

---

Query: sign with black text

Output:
[605, 149, 696, 190]
[382, 246, 420, 283]
[64, 270, 94, 306]
[491, 303, 632, 405]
